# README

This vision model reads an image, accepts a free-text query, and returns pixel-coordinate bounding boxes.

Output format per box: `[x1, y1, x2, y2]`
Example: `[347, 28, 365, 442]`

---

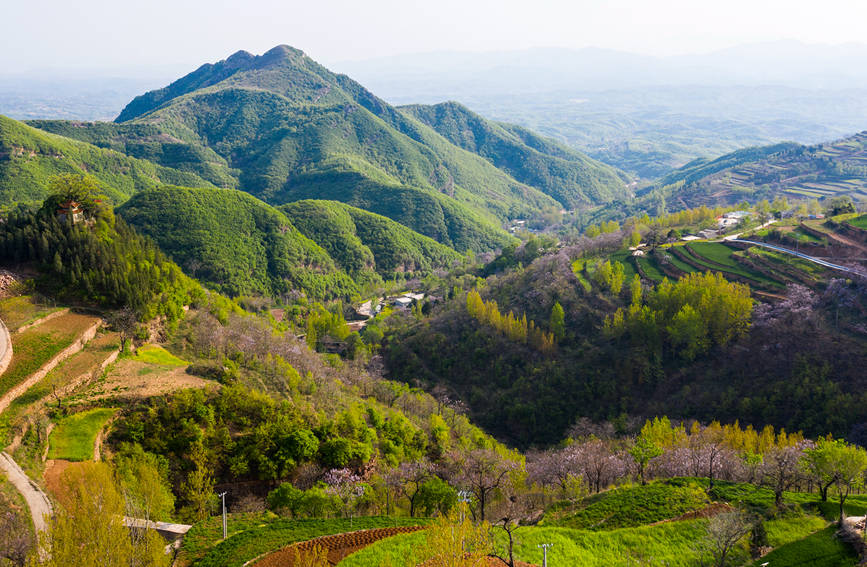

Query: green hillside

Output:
[24, 119, 238, 189]
[117, 186, 358, 298]
[401, 101, 632, 208]
[281, 200, 461, 280]
[0, 115, 214, 207]
[31, 46, 583, 251]
[636, 133, 867, 212]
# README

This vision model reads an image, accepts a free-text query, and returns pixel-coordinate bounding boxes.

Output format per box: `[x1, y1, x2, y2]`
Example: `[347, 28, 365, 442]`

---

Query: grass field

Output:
[0, 295, 63, 332]
[660, 250, 700, 274]
[682, 244, 782, 287]
[849, 214, 867, 229]
[340, 521, 714, 567]
[570, 260, 592, 292]
[636, 255, 665, 281]
[47, 407, 116, 461]
[544, 480, 710, 530]
[1, 327, 76, 399]
[750, 525, 858, 567]
[131, 344, 187, 366]
[608, 251, 639, 282]
[182, 515, 431, 567]
[1, 332, 119, 445]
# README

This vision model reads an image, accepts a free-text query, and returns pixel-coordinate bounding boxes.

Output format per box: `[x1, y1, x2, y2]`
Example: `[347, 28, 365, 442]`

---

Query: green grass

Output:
[661, 250, 700, 274]
[184, 515, 431, 567]
[339, 530, 426, 566]
[683, 243, 782, 287]
[47, 408, 116, 461]
[570, 259, 592, 291]
[544, 480, 710, 530]
[764, 515, 828, 548]
[132, 344, 188, 367]
[787, 227, 826, 243]
[750, 526, 858, 567]
[341, 521, 714, 567]
[608, 251, 639, 282]
[848, 214, 867, 229]
[0, 327, 77, 398]
[0, 296, 62, 332]
[636, 255, 665, 281]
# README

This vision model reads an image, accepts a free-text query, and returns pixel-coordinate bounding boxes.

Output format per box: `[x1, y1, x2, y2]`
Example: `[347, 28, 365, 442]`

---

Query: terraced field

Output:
[0, 311, 99, 402]
[2, 330, 119, 447]
[0, 295, 64, 333]
[848, 214, 867, 229]
[179, 515, 432, 567]
[254, 526, 427, 567]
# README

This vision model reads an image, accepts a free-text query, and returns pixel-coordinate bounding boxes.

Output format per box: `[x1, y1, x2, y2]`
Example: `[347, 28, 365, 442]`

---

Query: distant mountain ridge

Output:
[637, 132, 867, 210]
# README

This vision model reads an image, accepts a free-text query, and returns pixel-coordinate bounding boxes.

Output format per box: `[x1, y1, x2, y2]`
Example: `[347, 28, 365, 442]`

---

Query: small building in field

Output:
[57, 201, 85, 224]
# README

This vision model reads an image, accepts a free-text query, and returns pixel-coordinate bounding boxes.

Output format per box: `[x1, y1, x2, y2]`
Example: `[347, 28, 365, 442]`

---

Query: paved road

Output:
[0, 451, 53, 532]
[729, 239, 861, 274]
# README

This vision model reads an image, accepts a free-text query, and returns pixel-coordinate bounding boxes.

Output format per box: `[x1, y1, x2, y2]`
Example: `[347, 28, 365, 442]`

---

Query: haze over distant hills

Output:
[5, 41, 867, 179]
[336, 41, 867, 177]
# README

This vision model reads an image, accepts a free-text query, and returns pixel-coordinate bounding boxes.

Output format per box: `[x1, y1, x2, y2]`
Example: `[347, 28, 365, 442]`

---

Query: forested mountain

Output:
[117, 186, 358, 298]
[32, 46, 549, 251]
[400, 101, 631, 208]
[281, 200, 461, 280]
[0, 115, 214, 206]
[28, 46, 624, 252]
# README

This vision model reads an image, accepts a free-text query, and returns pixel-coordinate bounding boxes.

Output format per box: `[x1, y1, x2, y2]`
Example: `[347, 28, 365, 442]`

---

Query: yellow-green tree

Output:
[29, 462, 168, 567]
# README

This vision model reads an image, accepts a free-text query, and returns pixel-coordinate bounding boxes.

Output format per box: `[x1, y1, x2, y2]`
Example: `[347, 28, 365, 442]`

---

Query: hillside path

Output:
[0, 314, 53, 533]
[0, 451, 53, 532]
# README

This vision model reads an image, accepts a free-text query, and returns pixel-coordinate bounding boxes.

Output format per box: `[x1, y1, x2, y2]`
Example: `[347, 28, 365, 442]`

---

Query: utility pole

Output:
[537, 543, 553, 567]
[218, 491, 228, 540]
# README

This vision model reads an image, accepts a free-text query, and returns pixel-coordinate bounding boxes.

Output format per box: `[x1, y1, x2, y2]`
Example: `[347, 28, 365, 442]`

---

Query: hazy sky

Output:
[2, 0, 866, 74]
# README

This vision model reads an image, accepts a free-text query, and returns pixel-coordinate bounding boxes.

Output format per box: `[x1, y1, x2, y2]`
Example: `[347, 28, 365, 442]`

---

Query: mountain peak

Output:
[225, 50, 255, 67]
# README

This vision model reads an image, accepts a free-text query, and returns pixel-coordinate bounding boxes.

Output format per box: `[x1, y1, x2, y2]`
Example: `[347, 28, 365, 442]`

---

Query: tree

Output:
[489, 487, 532, 567]
[0, 508, 32, 566]
[629, 436, 663, 485]
[417, 477, 458, 517]
[549, 302, 565, 342]
[448, 449, 520, 522]
[114, 443, 175, 522]
[801, 438, 837, 502]
[761, 445, 804, 507]
[393, 460, 433, 517]
[826, 441, 867, 524]
[417, 503, 491, 567]
[699, 510, 751, 567]
[29, 462, 168, 567]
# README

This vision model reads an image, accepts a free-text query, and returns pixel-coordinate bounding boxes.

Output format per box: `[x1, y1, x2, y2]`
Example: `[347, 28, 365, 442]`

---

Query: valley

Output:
[0, 42, 866, 567]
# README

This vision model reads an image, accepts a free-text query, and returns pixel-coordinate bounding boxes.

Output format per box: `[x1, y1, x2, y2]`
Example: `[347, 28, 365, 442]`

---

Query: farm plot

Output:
[182, 516, 431, 567]
[1, 331, 119, 445]
[81, 344, 208, 401]
[0, 312, 98, 399]
[0, 295, 63, 332]
[683, 243, 782, 287]
[849, 214, 867, 229]
[47, 407, 116, 461]
[635, 255, 665, 281]
[254, 526, 427, 567]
